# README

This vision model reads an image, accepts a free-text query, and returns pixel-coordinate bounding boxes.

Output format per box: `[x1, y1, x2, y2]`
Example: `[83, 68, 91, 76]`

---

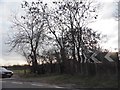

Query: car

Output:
[0, 67, 13, 78]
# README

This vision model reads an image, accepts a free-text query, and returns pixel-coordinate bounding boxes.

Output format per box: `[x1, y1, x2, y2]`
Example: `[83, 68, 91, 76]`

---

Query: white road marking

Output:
[31, 83, 44, 87]
[11, 82, 23, 84]
[31, 83, 64, 88]
[52, 85, 64, 88]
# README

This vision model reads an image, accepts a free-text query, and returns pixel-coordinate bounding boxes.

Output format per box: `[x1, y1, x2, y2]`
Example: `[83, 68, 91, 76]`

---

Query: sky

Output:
[0, 0, 118, 66]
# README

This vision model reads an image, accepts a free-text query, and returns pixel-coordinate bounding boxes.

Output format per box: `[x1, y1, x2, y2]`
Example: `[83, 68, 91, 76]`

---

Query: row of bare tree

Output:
[8, 0, 105, 74]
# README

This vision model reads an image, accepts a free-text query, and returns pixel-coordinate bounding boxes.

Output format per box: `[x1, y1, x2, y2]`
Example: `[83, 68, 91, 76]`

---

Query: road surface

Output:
[1, 78, 113, 90]
[0, 78, 81, 90]
[1, 78, 65, 88]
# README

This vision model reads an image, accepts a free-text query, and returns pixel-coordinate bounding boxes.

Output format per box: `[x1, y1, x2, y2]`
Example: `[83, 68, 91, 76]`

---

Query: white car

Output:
[0, 67, 13, 78]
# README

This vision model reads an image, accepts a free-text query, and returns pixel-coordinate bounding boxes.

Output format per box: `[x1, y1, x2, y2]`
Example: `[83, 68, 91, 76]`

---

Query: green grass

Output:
[14, 72, 118, 88]
[12, 69, 30, 76]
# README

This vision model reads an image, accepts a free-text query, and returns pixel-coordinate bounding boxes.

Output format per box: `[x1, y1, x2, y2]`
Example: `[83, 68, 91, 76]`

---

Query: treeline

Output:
[7, 0, 118, 75]
[7, 58, 118, 76]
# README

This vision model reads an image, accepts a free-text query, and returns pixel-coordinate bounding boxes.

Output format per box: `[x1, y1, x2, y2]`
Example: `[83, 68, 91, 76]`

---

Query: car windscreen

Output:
[0, 68, 7, 71]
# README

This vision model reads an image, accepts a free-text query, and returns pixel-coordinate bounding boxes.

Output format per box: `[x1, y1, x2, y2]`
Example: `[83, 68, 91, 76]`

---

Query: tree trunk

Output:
[60, 48, 67, 73]
[71, 30, 77, 74]
[50, 60, 53, 73]
[31, 51, 38, 74]
[77, 47, 82, 73]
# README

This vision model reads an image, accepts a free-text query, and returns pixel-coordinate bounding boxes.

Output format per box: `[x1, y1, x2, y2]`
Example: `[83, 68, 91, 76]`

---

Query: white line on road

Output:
[11, 82, 23, 84]
[52, 85, 64, 88]
[31, 83, 44, 87]
[31, 83, 64, 88]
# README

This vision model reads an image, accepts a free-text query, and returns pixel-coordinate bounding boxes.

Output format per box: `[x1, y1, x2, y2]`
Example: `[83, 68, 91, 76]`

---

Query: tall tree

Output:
[7, 0, 103, 75]
[7, 1, 48, 73]
[46, 0, 100, 74]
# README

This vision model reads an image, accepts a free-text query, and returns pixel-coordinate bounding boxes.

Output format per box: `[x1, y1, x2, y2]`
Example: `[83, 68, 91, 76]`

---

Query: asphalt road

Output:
[0, 78, 83, 90]
[1, 78, 65, 88]
[1, 78, 113, 90]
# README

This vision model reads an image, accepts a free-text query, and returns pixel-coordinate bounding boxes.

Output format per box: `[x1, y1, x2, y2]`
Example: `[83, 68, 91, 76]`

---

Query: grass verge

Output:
[13, 70, 118, 88]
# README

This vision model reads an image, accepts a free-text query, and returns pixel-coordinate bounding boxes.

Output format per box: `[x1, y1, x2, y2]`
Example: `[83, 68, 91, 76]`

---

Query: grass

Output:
[12, 69, 31, 78]
[13, 70, 118, 88]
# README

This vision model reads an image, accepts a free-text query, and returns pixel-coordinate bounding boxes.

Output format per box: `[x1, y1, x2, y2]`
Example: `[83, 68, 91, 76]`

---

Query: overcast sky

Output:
[0, 0, 118, 66]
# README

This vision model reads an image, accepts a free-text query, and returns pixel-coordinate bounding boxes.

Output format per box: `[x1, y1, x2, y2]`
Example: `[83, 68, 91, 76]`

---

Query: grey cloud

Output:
[100, 2, 116, 20]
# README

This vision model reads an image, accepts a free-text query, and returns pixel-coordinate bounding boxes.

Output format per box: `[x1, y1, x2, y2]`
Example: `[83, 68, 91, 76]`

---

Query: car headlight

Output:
[11, 72, 13, 74]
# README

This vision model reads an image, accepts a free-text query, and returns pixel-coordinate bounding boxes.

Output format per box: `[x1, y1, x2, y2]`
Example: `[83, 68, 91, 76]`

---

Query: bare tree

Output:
[45, 0, 101, 74]
[7, 0, 103, 75]
[7, 1, 48, 73]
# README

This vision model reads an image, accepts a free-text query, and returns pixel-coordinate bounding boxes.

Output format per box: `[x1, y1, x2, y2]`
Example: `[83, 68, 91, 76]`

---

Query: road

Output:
[0, 78, 81, 90]
[1, 78, 65, 88]
[1, 78, 113, 90]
